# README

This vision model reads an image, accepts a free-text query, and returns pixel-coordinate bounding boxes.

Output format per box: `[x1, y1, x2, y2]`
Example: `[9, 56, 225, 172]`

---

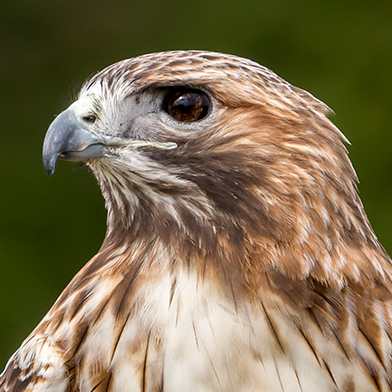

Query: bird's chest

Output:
[72, 271, 369, 392]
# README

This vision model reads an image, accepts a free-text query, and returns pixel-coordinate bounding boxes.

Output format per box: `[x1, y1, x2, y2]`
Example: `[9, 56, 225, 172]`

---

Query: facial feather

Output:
[2, 51, 392, 392]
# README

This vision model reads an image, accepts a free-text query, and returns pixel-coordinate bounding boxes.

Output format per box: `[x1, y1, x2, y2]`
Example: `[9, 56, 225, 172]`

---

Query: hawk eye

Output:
[83, 115, 96, 124]
[163, 89, 210, 122]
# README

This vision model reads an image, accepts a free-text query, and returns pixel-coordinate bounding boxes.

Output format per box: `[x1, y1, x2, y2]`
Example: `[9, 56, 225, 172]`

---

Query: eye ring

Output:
[83, 115, 96, 124]
[162, 88, 211, 122]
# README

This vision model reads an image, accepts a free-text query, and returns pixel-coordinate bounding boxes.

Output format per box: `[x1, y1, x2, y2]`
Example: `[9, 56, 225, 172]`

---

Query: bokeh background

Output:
[1, 0, 392, 366]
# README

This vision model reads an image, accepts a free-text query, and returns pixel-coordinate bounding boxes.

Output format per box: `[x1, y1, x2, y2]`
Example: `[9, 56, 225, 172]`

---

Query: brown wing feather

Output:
[0, 355, 33, 392]
[0, 337, 68, 392]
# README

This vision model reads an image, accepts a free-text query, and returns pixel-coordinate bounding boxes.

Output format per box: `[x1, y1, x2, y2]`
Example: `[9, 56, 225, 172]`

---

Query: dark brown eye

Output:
[163, 89, 210, 122]
[83, 115, 96, 124]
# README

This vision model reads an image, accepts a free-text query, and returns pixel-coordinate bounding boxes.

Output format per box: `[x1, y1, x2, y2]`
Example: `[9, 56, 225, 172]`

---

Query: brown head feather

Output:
[78, 51, 392, 293]
[2, 51, 392, 392]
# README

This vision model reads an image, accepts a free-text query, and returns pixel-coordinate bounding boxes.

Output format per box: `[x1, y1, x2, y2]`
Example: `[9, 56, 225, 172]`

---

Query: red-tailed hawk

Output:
[1, 51, 391, 392]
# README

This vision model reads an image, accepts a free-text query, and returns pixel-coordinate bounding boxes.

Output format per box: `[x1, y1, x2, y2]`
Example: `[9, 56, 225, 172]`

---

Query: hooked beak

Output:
[42, 108, 104, 175]
[43, 105, 178, 176]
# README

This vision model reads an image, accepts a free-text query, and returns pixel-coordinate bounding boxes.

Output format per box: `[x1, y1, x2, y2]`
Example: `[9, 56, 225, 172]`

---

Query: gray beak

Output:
[43, 108, 104, 175]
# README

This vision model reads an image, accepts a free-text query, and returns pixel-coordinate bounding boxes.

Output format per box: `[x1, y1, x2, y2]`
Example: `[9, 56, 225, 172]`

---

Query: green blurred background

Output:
[1, 0, 392, 366]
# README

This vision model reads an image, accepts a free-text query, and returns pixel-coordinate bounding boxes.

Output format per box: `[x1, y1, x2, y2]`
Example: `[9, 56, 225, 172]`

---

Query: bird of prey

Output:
[1, 51, 392, 392]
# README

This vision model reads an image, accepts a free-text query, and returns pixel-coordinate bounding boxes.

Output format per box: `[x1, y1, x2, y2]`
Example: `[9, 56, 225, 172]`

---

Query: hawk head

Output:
[42, 50, 391, 291]
[2, 51, 391, 392]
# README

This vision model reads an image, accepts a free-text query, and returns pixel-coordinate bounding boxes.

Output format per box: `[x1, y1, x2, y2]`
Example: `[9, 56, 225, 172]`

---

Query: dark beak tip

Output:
[45, 167, 55, 176]
[43, 108, 104, 175]
[43, 154, 58, 176]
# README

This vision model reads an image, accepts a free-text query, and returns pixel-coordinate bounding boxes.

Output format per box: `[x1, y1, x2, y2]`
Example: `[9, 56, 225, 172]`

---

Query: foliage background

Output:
[1, 0, 392, 366]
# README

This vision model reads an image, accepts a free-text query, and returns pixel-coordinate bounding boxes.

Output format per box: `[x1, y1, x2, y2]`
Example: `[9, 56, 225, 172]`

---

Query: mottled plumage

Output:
[1, 51, 392, 392]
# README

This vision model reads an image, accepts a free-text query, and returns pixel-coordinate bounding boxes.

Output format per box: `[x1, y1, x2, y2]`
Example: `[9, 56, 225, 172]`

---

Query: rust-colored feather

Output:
[2, 50, 392, 392]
